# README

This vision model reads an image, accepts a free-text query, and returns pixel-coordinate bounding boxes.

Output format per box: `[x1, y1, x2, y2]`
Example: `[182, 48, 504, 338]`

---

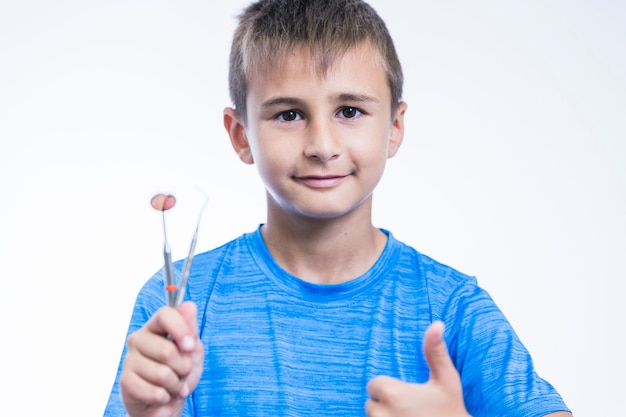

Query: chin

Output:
[291, 202, 366, 221]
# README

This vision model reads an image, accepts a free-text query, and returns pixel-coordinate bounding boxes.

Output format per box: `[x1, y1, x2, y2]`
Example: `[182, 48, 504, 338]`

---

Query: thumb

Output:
[178, 301, 199, 337]
[423, 321, 459, 385]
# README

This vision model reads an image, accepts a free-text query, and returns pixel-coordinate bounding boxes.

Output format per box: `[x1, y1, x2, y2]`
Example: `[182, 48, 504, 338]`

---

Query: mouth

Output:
[295, 174, 349, 188]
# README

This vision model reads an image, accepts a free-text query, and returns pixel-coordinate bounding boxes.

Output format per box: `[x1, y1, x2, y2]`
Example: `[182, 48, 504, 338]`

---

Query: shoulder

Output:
[387, 232, 486, 318]
[389, 232, 478, 293]
[137, 230, 256, 305]
[184, 230, 258, 297]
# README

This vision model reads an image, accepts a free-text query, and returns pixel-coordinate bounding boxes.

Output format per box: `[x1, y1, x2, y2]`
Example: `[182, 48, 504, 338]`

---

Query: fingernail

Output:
[429, 321, 445, 343]
[180, 336, 195, 351]
[179, 383, 190, 398]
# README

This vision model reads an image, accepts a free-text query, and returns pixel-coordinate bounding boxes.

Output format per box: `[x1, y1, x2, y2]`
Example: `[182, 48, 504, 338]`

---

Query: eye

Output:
[277, 110, 302, 122]
[338, 107, 362, 119]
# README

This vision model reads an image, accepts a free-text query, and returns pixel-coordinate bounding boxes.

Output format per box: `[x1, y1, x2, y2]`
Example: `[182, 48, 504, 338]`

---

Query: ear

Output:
[387, 101, 407, 159]
[223, 107, 254, 164]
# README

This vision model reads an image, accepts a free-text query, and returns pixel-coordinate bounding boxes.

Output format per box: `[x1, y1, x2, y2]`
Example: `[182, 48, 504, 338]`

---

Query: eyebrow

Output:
[334, 93, 379, 104]
[261, 96, 303, 109]
[261, 93, 379, 109]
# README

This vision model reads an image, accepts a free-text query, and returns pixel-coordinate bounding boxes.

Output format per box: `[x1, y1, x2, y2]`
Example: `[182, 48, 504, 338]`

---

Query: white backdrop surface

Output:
[0, 1, 624, 416]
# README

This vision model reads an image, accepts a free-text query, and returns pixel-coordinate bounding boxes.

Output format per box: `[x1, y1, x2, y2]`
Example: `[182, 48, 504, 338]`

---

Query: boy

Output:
[104, 1, 572, 416]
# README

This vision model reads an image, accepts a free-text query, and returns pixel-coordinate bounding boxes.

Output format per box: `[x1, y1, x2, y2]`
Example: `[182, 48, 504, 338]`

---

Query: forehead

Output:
[246, 43, 391, 101]
[248, 40, 383, 79]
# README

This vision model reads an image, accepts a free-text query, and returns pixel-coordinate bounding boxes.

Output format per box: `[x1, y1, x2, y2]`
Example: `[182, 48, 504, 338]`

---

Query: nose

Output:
[303, 119, 341, 163]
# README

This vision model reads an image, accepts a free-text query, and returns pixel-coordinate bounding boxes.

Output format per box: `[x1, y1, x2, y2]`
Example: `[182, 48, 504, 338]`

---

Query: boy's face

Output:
[225, 42, 406, 222]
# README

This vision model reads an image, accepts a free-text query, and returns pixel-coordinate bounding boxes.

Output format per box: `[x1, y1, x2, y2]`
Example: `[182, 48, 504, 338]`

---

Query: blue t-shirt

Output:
[104, 227, 569, 416]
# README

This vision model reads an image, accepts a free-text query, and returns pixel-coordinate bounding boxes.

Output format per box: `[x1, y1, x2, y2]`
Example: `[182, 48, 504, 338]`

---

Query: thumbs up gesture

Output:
[365, 321, 471, 417]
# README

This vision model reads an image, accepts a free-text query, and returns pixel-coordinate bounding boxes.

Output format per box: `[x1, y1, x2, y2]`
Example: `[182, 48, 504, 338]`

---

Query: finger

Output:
[146, 306, 197, 352]
[423, 321, 458, 385]
[364, 397, 387, 417]
[120, 366, 172, 407]
[366, 375, 401, 403]
[127, 330, 194, 378]
[126, 350, 189, 400]
[178, 301, 199, 339]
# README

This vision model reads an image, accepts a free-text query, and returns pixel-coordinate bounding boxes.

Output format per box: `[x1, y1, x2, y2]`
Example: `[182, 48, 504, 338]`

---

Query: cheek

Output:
[253, 130, 302, 165]
[353, 135, 391, 164]
[253, 147, 289, 181]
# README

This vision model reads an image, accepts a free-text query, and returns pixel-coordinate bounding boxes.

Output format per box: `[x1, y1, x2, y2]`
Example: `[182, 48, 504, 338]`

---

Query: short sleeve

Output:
[441, 277, 569, 416]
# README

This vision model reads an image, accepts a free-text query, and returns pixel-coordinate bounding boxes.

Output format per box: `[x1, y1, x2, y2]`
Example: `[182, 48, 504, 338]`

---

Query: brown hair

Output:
[228, 0, 404, 123]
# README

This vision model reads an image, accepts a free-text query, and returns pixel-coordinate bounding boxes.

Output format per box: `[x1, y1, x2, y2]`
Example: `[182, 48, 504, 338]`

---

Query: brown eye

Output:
[339, 107, 360, 119]
[278, 110, 301, 122]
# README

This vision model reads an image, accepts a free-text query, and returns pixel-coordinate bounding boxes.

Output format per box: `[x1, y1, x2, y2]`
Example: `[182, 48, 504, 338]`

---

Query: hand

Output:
[365, 321, 470, 417]
[119, 301, 204, 417]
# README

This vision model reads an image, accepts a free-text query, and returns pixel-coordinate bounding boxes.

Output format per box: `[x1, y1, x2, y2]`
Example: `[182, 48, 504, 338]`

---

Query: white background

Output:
[1, 1, 625, 416]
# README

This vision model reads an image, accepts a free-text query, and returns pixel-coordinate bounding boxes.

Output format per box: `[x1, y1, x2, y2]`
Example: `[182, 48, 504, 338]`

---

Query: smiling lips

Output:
[296, 174, 349, 188]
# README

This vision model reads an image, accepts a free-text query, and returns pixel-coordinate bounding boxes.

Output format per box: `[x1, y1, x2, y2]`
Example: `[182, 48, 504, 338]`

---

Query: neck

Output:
[261, 201, 387, 284]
